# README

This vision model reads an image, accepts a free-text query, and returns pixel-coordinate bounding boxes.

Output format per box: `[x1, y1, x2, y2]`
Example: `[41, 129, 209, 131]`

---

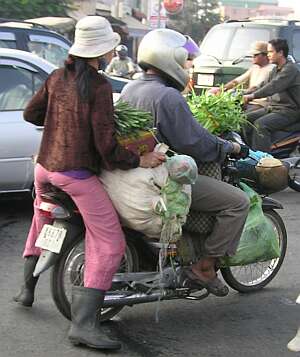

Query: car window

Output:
[200, 27, 233, 60]
[0, 65, 44, 111]
[227, 28, 273, 60]
[28, 34, 69, 67]
[292, 31, 300, 62]
[0, 32, 17, 49]
[201, 26, 277, 61]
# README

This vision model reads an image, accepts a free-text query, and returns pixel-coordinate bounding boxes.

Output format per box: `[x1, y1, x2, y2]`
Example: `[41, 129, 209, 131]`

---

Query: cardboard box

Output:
[117, 131, 156, 155]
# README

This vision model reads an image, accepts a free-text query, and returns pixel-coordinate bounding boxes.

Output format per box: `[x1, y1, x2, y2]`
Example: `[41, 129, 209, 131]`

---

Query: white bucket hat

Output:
[69, 16, 121, 58]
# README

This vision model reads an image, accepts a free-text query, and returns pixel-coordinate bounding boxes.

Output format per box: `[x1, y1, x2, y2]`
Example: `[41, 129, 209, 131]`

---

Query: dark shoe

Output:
[184, 268, 229, 297]
[68, 286, 121, 350]
[13, 256, 39, 307]
[180, 269, 205, 290]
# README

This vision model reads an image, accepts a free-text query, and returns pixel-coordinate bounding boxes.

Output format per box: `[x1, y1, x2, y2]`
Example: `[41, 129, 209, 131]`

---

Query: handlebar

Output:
[230, 143, 250, 160]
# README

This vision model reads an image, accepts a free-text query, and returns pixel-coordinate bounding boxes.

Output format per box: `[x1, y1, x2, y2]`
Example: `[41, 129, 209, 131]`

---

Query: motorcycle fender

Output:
[33, 250, 59, 277]
[262, 196, 283, 210]
[33, 220, 83, 277]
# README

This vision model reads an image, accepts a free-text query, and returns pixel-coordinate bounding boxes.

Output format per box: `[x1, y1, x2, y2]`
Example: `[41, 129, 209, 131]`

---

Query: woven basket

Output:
[183, 162, 221, 235]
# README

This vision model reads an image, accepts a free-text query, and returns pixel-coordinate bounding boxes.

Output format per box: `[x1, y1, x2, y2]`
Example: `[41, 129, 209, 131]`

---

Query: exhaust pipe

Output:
[102, 289, 173, 307]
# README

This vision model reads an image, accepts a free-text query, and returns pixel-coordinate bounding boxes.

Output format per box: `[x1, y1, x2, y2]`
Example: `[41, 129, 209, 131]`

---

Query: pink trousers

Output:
[24, 164, 126, 290]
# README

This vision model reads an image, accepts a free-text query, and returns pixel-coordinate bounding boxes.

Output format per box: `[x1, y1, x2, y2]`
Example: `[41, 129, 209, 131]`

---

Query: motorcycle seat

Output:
[40, 185, 78, 212]
[271, 131, 300, 148]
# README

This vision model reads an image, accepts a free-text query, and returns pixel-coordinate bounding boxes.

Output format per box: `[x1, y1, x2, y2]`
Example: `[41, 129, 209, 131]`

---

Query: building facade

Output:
[219, 0, 294, 20]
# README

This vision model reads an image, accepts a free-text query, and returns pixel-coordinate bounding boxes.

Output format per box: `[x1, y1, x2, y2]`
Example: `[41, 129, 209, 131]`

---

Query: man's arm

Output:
[127, 58, 136, 74]
[105, 58, 116, 74]
[224, 69, 251, 91]
[157, 89, 235, 165]
[252, 63, 298, 99]
[211, 69, 251, 94]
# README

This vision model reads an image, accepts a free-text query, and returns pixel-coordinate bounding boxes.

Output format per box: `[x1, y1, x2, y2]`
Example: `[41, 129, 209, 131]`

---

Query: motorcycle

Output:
[32, 154, 287, 322]
[214, 88, 300, 192]
[269, 127, 300, 192]
[232, 128, 300, 192]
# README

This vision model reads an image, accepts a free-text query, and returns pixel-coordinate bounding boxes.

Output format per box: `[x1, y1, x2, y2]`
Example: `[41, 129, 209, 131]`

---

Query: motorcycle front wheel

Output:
[288, 177, 300, 192]
[50, 233, 139, 321]
[220, 209, 287, 293]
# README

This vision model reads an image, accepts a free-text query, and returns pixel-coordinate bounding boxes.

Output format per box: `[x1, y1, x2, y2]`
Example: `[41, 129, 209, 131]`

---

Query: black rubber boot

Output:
[14, 256, 39, 307]
[68, 286, 121, 350]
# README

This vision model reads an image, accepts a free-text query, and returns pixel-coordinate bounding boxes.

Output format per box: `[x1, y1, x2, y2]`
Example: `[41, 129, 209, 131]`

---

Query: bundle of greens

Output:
[187, 88, 248, 135]
[114, 100, 154, 137]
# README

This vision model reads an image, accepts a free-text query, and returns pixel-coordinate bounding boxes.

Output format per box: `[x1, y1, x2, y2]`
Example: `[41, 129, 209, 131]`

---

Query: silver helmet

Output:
[137, 29, 200, 91]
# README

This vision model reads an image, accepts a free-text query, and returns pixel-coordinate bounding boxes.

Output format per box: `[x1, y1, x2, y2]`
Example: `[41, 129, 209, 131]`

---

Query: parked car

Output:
[0, 19, 130, 95]
[0, 19, 71, 67]
[0, 48, 130, 194]
[193, 18, 300, 93]
[0, 48, 55, 193]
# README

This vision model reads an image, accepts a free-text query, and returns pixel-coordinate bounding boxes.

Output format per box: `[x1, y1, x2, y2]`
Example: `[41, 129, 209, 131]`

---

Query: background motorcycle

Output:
[32, 154, 287, 322]
[269, 125, 300, 192]
[232, 128, 300, 192]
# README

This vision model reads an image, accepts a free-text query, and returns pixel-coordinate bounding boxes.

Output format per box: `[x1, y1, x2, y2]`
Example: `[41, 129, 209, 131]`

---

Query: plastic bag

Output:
[165, 155, 198, 184]
[220, 182, 280, 267]
[236, 149, 273, 172]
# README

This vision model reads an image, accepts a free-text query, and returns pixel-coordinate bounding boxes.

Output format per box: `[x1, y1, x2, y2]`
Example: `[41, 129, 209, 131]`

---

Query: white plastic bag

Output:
[99, 163, 191, 238]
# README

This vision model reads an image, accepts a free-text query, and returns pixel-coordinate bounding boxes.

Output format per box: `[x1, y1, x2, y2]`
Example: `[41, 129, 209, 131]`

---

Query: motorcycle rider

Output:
[243, 38, 300, 152]
[120, 29, 250, 297]
[13, 16, 165, 351]
[105, 44, 136, 78]
[210, 41, 274, 111]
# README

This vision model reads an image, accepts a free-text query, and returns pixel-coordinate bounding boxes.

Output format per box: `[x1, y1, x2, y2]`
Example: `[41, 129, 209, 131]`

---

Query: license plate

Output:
[35, 224, 67, 253]
[197, 74, 214, 86]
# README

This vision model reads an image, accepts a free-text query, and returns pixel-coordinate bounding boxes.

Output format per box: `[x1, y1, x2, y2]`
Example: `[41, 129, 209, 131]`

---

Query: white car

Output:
[0, 48, 131, 194]
[0, 48, 56, 193]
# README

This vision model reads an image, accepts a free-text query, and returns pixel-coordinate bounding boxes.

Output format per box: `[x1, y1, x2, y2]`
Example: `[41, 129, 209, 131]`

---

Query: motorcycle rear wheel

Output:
[220, 209, 287, 293]
[50, 233, 139, 321]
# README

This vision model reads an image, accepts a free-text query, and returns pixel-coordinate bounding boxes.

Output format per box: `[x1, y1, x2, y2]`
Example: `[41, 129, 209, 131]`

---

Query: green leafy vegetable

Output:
[187, 88, 249, 135]
[114, 100, 154, 137]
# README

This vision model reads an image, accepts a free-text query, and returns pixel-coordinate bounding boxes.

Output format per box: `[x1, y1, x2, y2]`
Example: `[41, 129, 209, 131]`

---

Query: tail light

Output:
[38, 201, 71, 219]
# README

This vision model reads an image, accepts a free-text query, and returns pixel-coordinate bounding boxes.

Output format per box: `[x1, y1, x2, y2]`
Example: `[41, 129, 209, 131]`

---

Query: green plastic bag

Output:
[220, 183, 281, 267]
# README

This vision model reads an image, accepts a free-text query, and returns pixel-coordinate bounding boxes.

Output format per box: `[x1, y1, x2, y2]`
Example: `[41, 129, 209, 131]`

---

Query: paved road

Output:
[0, 190, 299, 357]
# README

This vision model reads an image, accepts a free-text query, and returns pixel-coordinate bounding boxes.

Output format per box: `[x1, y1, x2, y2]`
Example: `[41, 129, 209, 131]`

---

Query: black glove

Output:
[231, 143, 249, 159]
[239, 144, 250, 158]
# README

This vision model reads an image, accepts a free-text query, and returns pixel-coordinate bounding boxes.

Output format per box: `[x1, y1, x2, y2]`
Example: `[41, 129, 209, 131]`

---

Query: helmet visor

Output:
[184, 36, 200, 60]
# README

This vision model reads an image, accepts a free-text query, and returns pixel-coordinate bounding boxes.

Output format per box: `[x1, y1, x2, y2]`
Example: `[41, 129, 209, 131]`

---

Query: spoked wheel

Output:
[221, 209, 287, 293]
[50, 234, 139, 321]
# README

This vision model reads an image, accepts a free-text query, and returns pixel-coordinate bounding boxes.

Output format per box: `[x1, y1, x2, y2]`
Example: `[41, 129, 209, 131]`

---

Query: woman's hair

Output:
[64, 55, 96, 102]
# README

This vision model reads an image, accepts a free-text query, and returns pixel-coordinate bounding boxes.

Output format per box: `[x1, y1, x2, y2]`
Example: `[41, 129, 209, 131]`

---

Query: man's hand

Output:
[139, 152, 166, 168]
[232, 142, 241, 154]
[231, 142, 249, 159]
[243, 94, 254, 104]
[208, 87, 221, 96]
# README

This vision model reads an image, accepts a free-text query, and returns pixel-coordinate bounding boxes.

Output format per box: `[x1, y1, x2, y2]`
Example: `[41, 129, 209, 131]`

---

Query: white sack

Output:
[99, 164, 191, 238]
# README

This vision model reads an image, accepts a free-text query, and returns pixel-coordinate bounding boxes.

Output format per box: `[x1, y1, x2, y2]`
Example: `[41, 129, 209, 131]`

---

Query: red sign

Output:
[163, 0, 183, 15]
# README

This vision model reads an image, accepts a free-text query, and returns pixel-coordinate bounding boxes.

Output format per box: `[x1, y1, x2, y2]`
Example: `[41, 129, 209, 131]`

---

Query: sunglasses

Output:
[253, 52, 267, 57]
